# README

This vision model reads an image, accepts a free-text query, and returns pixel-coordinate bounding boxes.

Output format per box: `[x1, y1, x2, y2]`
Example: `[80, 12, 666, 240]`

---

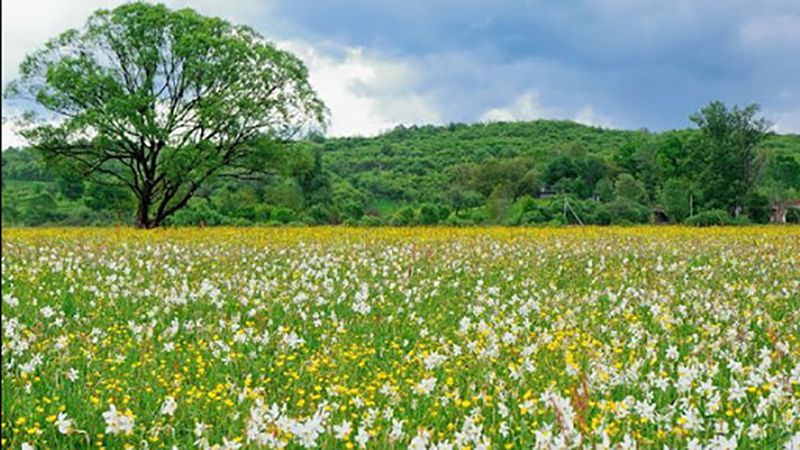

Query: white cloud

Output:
[1, 117, 26, 149]
[481, 90, 613, 128]
[740, 15, 800, 50]
[574, 105, 613, 128]
[480, 90, 554, 122]
[769, 108, 800, 134]
[2, 0, 125, 86]
[279, 40, 441, 137]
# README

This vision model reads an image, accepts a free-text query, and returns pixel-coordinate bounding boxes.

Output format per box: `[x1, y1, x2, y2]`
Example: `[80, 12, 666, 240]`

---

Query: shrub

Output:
[358, 216, 385, 226]
[684, 209, 734, 226]
[419, 203, 440, 225]
[306, 204, 332, 225]
[606, 198, 649, 224]
[270, 207, 296, 224]
[743, 191, 770, 224]
[166, 202, 233, 226]
[391, 207, 417, 226]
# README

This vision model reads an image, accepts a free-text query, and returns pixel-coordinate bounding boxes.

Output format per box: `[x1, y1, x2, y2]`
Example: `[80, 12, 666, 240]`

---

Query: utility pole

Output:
[563, 194, 584, 225]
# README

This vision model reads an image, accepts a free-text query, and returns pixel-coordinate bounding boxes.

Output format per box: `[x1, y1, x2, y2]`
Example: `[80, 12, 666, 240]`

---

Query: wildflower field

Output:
[2, 227, 799, 450]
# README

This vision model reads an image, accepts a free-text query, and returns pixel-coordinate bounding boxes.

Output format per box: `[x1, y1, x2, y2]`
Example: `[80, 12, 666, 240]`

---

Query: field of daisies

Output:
[2, 226, 799, 449]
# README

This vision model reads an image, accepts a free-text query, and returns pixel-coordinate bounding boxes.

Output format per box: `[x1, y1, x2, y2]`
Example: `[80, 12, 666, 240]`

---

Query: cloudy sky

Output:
[2, 0, 799, 147]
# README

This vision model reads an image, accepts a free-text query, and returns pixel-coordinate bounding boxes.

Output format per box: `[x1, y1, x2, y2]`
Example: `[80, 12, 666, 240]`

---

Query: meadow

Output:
[2, 227, 799, 449]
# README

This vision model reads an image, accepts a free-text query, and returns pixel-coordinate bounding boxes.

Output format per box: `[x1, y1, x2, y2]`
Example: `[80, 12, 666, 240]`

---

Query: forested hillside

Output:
[4, 119, 799, 226]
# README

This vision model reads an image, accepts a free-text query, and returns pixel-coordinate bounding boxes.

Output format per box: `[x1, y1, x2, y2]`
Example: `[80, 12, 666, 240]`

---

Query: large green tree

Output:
[6, 2, 326, 228]
[689, 101, 769, 214]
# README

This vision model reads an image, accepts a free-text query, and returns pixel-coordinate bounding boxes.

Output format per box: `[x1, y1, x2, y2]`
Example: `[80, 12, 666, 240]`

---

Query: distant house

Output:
[651, 206, 669, 224]
[538, 187, 558, 199]
[771, 199, 800, 224]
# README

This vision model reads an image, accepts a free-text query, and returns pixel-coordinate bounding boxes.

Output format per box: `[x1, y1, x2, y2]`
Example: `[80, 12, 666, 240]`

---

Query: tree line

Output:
[4, 106, 799, 227]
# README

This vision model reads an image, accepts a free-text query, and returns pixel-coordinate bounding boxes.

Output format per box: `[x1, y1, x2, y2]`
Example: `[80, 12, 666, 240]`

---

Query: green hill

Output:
[3, 120, 799, 226]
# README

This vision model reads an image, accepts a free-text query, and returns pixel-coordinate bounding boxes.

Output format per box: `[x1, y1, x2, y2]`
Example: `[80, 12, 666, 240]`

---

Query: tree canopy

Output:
[5, 2, 326, 227]
[689, 101, 770, 213]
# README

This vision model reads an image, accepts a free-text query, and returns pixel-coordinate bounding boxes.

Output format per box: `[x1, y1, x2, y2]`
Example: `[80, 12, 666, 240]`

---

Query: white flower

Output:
[194, 421, 207, 437]
[680, 406, 702, 432]
[790, 364, 800, 384]
[66, 368, 79, 382]
[282, 331, 305, 349]
[423, 352, 447, 371]
[748, 423, 765, 440]
[415, 377, 437, 396]
[785, 433, 800, 450]
[290, 408, 327, 448]
[355, 427, 370, 448]
[102, 404, 135, 435]
[22, 443, 35, 450]
[160, 396, 178, 416]
[333, 420, 352, 440]
[55, 412, 73, 434]
[41, 306, 55, 319]
[389, 419, 404, 441]
[729, 380, 746, 403]
[409, 429, 431, 450]
[54, 335, 69, 350]
[708, 434, 737, 450]
[619, 433, 637, 450]
[221, 437, 242, 450]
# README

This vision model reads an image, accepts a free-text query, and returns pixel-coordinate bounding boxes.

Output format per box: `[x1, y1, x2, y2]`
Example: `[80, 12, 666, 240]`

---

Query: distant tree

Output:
[543, 156, 578, 192]
[56, 172, 85, 201]
[342, 200, 365, 221]
[689, 101, 769, 214]
[658, 178, 695, 223]
[419, 203, 440, 225]
[606, 197, 650, 224]
[445, 188, 483, 215]
[595, 177, 615, 202]
[84, 182, 134, 218]
[298, 148, 332, 205]
[743, 191, 770, 223]
[761, 154, 800, 223]
[6, 2, 326, 228]
[19, 191, 64, 225]
[517, 169, 543, 198]
[486, 185, 511, 223]
[392, 206, 416, 226]
[614, 173, 648, 204]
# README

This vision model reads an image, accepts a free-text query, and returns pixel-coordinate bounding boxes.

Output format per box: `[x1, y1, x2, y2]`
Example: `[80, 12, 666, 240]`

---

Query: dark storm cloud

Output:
[264, 0, 800, 131]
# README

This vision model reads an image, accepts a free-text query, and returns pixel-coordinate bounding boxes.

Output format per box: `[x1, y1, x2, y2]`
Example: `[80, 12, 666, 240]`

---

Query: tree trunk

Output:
[135, 196, 152, 229]
[770, 203, 787, 224]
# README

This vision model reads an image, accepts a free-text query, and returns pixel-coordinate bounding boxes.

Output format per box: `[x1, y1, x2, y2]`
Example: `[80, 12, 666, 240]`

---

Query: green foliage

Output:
[595, 177, 615, 202]
[84, 183, 134, 217]
[658, 178, 694, 223]
[165, 199, 238, 226]
[6, 2, 326, 228]
[684, 209, 735, 226]
[3, 100, 798, 227]
[56, 173, 85, 201]
[419, 203, 440, 225]
[743, 191, 770, 224]
[688, 102, 770, 213]
[606, 198, 650, 224]
[391, 206, 417, 226]
[615, 173, 649, 204]
[271, 207, 296, 224]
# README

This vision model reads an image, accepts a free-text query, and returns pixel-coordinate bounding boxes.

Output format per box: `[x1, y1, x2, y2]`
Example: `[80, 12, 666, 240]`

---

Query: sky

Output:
[2, 0, 799, 148]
